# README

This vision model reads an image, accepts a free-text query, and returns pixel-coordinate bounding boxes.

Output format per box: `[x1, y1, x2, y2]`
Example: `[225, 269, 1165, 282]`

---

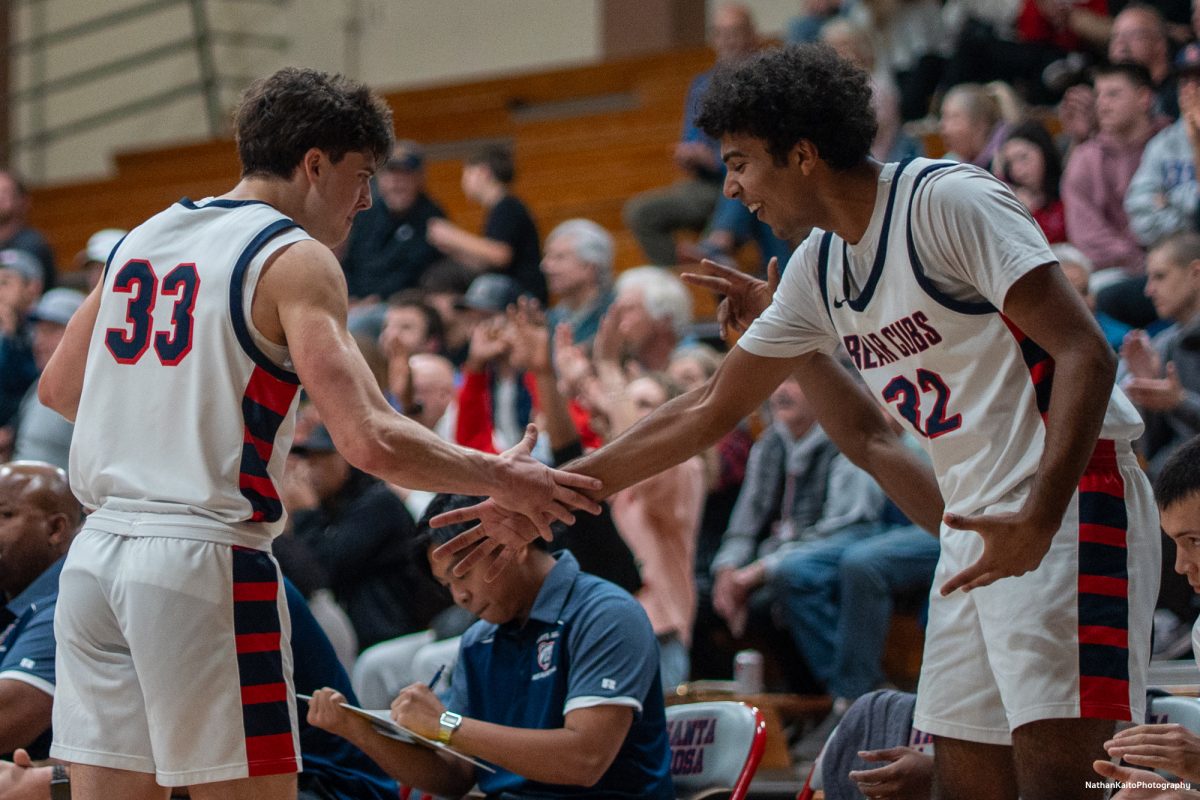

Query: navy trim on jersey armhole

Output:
[905, 161, 996, 316]
[229, 218, 303, 385]
[816, 231, 835, 323]
[178, 197, 276, 210]
[844, 157, 916, 312]
[100, 234, 128, 282]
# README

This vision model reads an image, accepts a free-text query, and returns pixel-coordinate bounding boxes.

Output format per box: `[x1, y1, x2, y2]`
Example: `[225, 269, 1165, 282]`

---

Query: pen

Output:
[428, 664, 446, 692]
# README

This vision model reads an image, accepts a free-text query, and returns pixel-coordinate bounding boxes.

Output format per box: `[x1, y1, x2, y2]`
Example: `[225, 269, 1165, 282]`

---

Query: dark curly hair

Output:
[235, 67, 394, 179]
[1155, 435, 1200, 513]
[696, 44, 876, 171]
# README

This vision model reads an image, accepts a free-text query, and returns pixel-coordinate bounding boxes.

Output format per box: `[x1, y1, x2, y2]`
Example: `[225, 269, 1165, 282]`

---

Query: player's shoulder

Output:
[902, 158, 1012, 214]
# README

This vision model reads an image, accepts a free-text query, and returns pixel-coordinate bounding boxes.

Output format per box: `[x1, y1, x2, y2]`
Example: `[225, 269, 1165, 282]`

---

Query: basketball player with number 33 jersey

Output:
[36, 69, 601, 800]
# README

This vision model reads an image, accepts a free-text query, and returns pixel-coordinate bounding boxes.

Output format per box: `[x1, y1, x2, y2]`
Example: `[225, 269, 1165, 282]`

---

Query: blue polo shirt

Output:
[447, 552, 673, 799]
[0, 556, 64, 759]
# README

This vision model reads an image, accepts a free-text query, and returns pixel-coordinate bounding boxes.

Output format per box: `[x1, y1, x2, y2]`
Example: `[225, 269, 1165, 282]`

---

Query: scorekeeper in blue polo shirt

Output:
[447, 551, 673, 799]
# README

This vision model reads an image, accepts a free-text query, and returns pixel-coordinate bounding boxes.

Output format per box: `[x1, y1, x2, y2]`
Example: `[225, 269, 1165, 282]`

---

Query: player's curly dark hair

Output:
[696, 44, 876, 171]
[235, 67, 394, 179]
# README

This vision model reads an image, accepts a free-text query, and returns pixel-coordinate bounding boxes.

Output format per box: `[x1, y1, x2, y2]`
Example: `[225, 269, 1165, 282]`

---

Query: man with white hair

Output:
[609, 266, 694, 371]
[541, 219, 615, 345]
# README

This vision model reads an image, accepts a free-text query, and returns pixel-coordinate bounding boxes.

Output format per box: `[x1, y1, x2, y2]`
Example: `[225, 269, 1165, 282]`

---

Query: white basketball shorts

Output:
[51, 512, 300, 786]
[913, 439, 1160, 745]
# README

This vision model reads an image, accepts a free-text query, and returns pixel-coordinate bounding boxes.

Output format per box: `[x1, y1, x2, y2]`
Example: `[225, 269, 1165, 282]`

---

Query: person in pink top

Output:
[1062, 62, 1166, 275]
[603, 372, 706, 691]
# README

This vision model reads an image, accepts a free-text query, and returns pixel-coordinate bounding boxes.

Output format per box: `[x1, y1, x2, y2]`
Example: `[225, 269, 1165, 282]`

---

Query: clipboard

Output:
[297, 693, 496, 772]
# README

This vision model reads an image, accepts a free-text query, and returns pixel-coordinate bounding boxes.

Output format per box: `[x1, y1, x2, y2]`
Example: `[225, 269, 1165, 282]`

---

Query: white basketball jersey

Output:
[742, 158, 1143, 517]
[70, 198, 313, 546]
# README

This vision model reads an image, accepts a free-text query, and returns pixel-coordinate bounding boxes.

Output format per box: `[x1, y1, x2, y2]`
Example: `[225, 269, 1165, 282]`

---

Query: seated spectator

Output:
[281, 425, 442, 650]
[1053, 242, 1133, 350]
[8, 289, 85, 469]
[0, 574, 402, 800]
[307, 503, 674, 800]
[1119, 232, 1200, 477]
[0, 171, 54, 290]
[603, 371, 706, 689]
[1125, 44, 1200, 251]
[377, 291, 445, 412]
[426, 145, 547, 302]
[996, 119, 1066, 243]
[540, 219, 615, 345]
[0, 462, 79, 760]
[1112, 4, 1178, 120]
[608, 266, 694, 372]
[1059, 5, 1178, 149]
[1091, 437, 1200, 797]
[937, 83, 1009, 170]
[0, 250, 43, 431]
[340, 140, 445, 304]
[623, 3, 758, 266]
[1063, 62, 1163, 275]
[820, 689, 934, 800]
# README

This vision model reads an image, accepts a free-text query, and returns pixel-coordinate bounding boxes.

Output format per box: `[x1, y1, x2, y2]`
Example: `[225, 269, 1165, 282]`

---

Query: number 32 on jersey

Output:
[882, 368, 962, 439]
[104, 259, 200, 366]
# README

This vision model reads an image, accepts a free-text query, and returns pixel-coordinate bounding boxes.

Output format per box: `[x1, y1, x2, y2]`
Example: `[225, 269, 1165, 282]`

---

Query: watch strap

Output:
[50, 764, 70, 800]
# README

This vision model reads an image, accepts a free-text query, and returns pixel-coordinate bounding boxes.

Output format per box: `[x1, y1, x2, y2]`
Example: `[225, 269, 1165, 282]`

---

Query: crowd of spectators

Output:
[8, 1, 1200, 795]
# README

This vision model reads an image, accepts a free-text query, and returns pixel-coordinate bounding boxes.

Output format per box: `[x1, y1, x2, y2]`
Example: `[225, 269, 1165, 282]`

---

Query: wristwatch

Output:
[438, 710, 464, 744]
[50, 763, 70, 800]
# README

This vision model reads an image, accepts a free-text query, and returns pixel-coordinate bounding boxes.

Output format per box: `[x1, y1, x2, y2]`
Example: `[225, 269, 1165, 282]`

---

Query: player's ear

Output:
[795, 140, 819, 175]
[300, 147, 324, 182]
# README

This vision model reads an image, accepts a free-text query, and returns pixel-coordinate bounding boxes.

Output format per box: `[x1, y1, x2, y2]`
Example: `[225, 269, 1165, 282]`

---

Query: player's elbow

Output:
[37, 373, 76, 421]
[558, 748, 618, 786]
[326, 421, 386, 475]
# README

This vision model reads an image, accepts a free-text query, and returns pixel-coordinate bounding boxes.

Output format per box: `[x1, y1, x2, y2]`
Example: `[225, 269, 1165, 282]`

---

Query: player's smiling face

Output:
[720, 133, 810, 241]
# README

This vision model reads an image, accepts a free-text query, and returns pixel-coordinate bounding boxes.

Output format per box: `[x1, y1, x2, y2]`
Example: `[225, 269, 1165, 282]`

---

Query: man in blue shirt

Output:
[307, 494, 673, 799]
[0, 461, 79, 760]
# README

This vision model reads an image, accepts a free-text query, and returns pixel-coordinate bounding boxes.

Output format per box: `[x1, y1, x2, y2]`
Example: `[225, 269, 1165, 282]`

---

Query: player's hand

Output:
[490, 423, 602, 527]
[392, 683, 447, 741]
[431, 498, 553, 580]
[1094, 759, 1200, 799]
[938, 509, 1058, 595]
[1105, 724, 1200, 783]
[305, 687, 368, 741]
[712, 567, 750, 637]
[849, 746, 934, 800]
[681, 258, 780, 344]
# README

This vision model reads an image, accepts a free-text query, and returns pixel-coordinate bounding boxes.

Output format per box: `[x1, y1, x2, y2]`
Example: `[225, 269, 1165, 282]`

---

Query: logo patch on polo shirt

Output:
[533, 631, 558, 680]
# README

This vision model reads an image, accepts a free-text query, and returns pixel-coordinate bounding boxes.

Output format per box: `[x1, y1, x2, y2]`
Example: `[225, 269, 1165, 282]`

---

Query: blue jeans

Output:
[772, 524, 940, 699]
[770, 524, 882, 688]
[831, 525, 940, 699]
[658, 633, 690, 690]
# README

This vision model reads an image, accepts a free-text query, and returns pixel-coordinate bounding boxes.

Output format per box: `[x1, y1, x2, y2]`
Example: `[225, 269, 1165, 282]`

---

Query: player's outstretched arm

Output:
[941, 263, 1117, 594]
[793, 351, 944, 535]
[38, 283, 102, 421]
[260, 241, 599, 530]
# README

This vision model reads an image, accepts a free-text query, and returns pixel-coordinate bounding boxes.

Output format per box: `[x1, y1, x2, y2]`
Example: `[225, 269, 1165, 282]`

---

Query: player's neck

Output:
[221, 175, 301, 216]
[816, 159, 884, 246]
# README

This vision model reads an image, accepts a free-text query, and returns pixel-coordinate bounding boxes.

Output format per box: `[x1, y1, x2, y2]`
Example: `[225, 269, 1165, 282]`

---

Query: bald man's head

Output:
[409, 353, 456, 431]
[0, 461, 81, 599]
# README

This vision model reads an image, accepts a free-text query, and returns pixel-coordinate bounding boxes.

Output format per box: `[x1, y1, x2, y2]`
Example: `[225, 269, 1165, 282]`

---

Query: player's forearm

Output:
[349, 411, 502, 497]
[564, 384, 737, 500]
[1027, 340, 1117, 526]
[861, 433, 943, 535]
[452, 718, 618, 786]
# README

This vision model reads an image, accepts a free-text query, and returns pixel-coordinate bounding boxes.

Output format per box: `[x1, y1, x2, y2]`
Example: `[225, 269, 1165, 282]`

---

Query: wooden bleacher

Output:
[27, 46, 717, 281]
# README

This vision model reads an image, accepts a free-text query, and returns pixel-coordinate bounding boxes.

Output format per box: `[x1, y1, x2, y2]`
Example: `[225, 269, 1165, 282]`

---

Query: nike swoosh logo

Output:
[833, 297, 847, 308]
